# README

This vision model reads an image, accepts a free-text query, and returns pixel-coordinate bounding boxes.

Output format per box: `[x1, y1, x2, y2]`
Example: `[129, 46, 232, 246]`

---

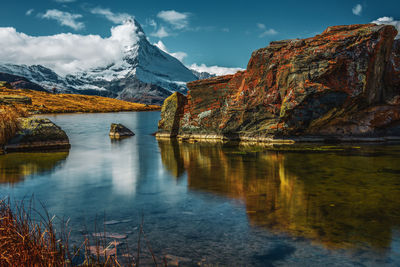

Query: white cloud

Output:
[26, 9, 34, 16]
[257, 23, 278, 37]
[151, 26, 169, 38]
[54, 0, 76, 2]
[257, 23, 266, 30]
[372, 17, 400, 39]
[153, 40, 187, 62]
[0, 21, 141, 75]
[90, 7, 133, 24]
[259, 29, 278, 37]
[148, 19, 157, 29]
[157, 10, 189, 29]
[352, 4, 362, 16]
[189, 63, 244, 76]
[40, 9, 84, 30]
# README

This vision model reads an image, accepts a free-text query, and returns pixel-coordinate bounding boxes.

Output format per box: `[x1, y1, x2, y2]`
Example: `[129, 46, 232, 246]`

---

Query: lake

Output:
[1, 111, 400, 266]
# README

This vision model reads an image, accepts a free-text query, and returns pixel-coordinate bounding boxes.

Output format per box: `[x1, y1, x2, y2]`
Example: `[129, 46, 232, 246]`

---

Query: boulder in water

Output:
[5, 118, 70, 152]
[109, 123, 135, 139]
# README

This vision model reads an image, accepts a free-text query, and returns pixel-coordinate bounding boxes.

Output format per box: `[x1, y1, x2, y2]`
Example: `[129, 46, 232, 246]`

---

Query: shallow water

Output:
[1, 111, 400, 266]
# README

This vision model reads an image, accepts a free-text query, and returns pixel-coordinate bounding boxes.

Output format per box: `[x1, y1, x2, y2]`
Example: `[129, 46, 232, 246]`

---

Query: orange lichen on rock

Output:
[158, 24, 400, 141]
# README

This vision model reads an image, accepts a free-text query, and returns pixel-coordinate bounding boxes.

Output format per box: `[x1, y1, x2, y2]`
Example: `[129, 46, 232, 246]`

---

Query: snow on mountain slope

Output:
[0, 19, 198, 104]
[0, 64, 66, 89]
[191, 69, 216, 80]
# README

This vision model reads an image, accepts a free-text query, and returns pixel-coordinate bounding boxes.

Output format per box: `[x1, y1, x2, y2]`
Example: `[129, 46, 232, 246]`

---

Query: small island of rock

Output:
[109, 123, 135, 139]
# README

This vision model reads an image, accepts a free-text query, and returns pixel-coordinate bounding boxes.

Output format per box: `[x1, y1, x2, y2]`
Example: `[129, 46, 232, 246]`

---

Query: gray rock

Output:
[0, 95, 32, 105]
[109, 123, 135, 139]
[5, 117, 70, 152]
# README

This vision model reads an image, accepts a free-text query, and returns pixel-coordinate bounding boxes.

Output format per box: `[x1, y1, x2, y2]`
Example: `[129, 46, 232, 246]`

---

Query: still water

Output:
[1, 111, 400, 266]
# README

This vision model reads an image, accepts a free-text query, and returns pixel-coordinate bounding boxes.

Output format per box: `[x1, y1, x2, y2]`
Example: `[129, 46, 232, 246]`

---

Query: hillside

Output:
[0, 86, 160, 114]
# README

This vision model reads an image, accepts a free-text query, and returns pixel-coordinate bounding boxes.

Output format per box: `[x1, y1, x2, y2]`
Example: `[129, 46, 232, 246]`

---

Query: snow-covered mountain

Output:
[191, 69, 216, 80]
[0, 19, 198, 104]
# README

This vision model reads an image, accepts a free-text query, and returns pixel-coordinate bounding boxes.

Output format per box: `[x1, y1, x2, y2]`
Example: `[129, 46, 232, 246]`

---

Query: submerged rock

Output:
[92, 232, 127, 239]
[157, 24, 400, 142]
[4, 118, 70, 152]
[109, 123, 135, 139]
[165, 254, 191, 266]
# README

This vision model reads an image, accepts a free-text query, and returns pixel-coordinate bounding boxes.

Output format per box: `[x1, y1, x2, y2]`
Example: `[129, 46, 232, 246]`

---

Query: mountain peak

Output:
[132, 19, 146, 37]
[0, 18, 198, 104]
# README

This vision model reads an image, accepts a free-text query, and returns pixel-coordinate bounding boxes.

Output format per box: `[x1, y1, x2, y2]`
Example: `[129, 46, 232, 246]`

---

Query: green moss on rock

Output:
[5, 118, 70, 152]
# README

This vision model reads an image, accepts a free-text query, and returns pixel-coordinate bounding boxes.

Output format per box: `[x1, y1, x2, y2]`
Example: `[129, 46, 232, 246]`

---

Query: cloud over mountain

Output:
[189, 63, 243, 76]
[0, 21, 140, 75]
[153, 40, 187, 62]
[372, 17, 400, 38]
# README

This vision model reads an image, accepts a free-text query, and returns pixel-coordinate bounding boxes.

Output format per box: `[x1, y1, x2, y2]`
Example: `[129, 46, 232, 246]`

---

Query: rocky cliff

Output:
[158, 24, 400, 142]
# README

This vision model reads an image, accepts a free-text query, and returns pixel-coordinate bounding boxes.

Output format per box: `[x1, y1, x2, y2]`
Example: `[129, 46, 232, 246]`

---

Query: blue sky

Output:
[0, 0, 399, 74]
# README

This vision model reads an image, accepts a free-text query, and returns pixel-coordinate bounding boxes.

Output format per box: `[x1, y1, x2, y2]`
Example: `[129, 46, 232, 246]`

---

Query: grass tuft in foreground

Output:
[0, 198, 67, 266]
[0, 198, 163, 266]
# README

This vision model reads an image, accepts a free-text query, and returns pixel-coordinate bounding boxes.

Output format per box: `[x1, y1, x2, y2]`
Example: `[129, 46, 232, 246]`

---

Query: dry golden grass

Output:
[0, 199, 160, 266]
[0, 199, 67, 266]
[0, 87, 160, 114]
[0, 105, 27, 146]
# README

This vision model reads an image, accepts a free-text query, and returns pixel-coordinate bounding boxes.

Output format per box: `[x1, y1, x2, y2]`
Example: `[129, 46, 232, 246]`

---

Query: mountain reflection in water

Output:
[158, 139, 400, 250]
[0, 152, 69, 184]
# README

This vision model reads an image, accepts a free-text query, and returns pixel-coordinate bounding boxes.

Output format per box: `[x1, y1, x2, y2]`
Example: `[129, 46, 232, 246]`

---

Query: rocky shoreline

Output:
[156, 132, 400, 144]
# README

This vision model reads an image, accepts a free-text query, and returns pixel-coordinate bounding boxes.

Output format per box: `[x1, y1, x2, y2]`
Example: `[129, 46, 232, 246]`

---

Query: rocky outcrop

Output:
[157, 92, 187, 137]
[157, 24, 400, 142]
[0, 95, 32, 105]
[109, 123, 135, 139]
[4, 118, 70, 152]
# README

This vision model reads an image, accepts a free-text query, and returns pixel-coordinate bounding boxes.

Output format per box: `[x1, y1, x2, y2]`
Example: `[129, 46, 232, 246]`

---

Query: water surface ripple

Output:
[1, 111, 400, 266]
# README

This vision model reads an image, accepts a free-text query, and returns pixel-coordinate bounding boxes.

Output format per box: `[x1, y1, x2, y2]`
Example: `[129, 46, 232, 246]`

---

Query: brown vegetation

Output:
[0, 199, 68, 266]
[0, 105, 27, 146]
[0, 199, 161, 266]
[0, 86, 160, 114]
